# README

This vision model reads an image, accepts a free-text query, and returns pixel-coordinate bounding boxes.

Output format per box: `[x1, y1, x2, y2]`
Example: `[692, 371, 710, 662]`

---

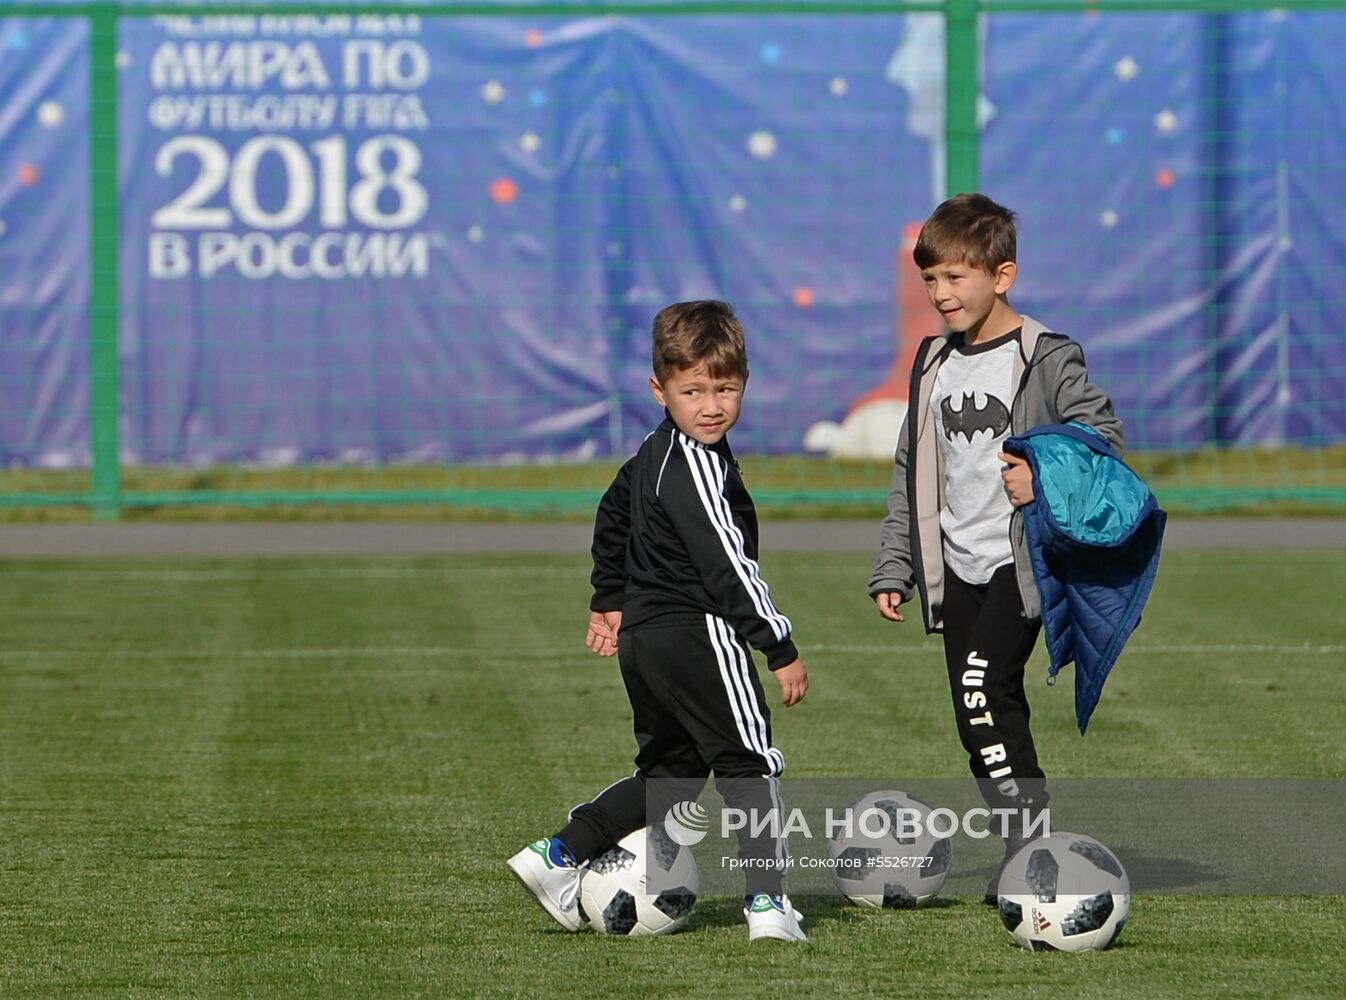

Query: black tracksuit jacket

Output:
[589, 416, 799, 670]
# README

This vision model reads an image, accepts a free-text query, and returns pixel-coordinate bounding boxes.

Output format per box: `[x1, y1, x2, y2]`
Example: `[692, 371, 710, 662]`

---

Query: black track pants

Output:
[558, 616, 788, 895]
[941, 563, 1049, 816]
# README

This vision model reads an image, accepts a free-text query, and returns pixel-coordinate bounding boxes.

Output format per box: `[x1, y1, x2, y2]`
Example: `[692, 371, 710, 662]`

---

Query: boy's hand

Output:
[999, 451, 1035, 507]
[874, 591, 905, 623]
[775, 659, 809, 707]
[585, 610, 622, 657]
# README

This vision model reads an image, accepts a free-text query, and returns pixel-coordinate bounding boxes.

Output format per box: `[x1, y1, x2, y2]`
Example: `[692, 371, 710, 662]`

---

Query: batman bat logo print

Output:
[940, 392, 1010, 444]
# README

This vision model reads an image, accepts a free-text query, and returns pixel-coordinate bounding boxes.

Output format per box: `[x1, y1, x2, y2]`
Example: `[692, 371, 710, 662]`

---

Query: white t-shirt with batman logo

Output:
[930, 329, 1020, 585]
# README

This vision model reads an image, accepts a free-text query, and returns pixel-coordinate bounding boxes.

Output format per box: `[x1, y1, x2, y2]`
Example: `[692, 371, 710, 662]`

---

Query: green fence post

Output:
[89, 3, 121, 521]
[944, 0, 980, 197]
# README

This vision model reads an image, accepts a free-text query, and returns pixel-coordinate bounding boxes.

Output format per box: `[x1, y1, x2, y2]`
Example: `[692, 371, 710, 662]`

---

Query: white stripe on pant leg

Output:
[718, 617, 784, 777]
[768, 775, 790, 874]
[706, 614, 762, 761]
[707, 617, 788, 879]
[710, 616, 777, 771]
[725, 630, 787, 883]
[708, 615, 770, 763]
[719, 617, 785, 777]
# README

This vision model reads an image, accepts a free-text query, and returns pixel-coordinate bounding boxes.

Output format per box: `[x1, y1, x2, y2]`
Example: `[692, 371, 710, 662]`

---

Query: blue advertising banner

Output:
[985, 12, 1346, 451]
[119, 14, 615, 464]
[0, 17, 89, 469]
[116, 13, 931, 464]
[1, 10, 1343, 469]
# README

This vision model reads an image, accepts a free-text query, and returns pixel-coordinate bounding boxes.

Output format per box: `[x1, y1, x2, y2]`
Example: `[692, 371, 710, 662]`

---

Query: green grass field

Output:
[2, 548, 1344, 998]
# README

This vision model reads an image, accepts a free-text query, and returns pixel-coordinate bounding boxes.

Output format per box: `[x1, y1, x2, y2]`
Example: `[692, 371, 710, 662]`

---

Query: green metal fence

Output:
[4, 1, 1346, 518]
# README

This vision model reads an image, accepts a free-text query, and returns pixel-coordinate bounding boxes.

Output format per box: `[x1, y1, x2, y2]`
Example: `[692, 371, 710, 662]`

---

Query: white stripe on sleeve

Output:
[680, 436, 791, 642]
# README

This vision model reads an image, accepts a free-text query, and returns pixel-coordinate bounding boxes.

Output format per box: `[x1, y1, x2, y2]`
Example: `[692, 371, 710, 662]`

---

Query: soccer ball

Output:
[578, 825, 700, 935]
[997, 832, 1130, 952]
[827, 789, 952, 908]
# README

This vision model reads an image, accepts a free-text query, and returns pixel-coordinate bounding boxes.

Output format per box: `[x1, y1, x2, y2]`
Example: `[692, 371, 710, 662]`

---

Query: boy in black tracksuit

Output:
[508, 300, 810, 942]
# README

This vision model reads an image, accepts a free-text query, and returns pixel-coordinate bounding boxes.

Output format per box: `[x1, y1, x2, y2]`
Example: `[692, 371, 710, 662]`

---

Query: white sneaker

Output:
[744, 894, 808, 942]
[507, 838, 586, 932]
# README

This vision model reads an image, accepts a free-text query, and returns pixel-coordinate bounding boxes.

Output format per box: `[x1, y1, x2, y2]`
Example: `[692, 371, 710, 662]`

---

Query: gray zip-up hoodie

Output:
[868, 315, 1123, 631]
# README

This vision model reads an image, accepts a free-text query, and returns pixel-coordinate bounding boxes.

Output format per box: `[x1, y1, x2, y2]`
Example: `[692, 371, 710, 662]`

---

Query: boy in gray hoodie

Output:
[868, 194, 1123, 902]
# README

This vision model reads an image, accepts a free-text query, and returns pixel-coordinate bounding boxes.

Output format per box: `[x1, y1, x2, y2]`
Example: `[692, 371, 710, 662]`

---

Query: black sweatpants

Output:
[941, 563, 1049, 820]
[558, 615, 788, 896]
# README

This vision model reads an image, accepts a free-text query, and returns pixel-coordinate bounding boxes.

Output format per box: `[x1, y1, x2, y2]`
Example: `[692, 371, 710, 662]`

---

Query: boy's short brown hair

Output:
[651, 300, 749, 383]
[913, 193, 1017, 274]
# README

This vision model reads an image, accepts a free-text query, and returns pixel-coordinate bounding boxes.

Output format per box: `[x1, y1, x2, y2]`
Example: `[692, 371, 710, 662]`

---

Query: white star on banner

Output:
[748, 131, 777, 159]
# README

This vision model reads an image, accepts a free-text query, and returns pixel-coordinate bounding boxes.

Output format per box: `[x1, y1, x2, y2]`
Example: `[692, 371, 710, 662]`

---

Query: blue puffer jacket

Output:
[1003, 423, 1166, 734]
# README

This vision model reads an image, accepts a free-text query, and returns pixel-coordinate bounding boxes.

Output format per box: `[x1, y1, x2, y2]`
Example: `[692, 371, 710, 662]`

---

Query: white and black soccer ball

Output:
[997, 832, 1130, 952]
[578, 825, 700, 935]
[827, 789, 952, 908]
